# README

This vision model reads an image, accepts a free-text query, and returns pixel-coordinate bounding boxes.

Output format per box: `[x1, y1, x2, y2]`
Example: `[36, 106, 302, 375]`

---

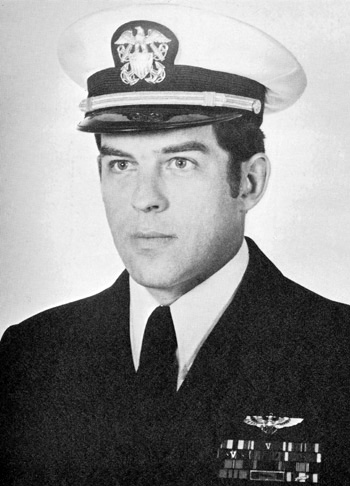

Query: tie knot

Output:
[141, 305, 176, 354]
[149, 305, 171, 321]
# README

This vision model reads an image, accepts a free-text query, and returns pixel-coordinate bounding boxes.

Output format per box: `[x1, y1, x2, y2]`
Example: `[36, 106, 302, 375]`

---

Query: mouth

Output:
[131, 231, 177, 249]
[133, 231, 176, 239]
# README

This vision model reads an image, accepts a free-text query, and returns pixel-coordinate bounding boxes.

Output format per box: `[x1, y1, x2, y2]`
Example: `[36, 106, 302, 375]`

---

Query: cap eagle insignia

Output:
[115, 27, 171, 86]
[244, 414, 304, 435]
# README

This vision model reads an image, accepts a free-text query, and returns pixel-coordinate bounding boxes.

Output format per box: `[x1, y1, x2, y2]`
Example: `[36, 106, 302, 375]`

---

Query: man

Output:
[1, 3, 349, 485]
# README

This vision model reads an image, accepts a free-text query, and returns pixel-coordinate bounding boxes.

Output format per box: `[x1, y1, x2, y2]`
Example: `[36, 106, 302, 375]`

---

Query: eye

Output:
[168, 157, 196, 171]
[108, 160, 132, 172]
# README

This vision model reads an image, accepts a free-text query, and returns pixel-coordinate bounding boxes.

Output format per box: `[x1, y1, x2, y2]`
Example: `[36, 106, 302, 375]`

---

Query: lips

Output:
[131, 230, 177, 249]
[133, 231, 176, 239]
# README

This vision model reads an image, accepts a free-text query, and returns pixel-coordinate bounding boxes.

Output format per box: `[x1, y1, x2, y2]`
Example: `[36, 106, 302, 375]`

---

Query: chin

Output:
[128, 269, 177, 290]
[125, 256, 185, 290]
[120, 250, 203, 295]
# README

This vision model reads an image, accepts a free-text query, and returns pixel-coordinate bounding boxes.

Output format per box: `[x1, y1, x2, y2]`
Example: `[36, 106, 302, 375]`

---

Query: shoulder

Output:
[0, 272, 130, 383]
[246, 236, 349, 312]
[240, 239, 350, 423]
[1, 270, 130, 350]
[245, 237, 350, 354]
[278, 274, 350, 368]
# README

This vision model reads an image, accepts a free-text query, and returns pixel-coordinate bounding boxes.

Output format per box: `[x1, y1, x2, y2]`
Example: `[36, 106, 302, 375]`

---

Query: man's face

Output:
[99, 124, 246, 300]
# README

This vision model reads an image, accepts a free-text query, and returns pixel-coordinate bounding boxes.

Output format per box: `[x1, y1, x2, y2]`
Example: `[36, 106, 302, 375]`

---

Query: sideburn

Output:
[226, 157, 241, 198]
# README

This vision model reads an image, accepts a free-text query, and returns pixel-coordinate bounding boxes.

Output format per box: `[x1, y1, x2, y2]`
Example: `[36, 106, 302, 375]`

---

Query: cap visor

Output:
[77, 108, 246, 133]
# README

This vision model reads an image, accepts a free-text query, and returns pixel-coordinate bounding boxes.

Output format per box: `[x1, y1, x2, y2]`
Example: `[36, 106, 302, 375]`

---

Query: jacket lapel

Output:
[90, 270, 134, 376]
[176, 238, 282, 398]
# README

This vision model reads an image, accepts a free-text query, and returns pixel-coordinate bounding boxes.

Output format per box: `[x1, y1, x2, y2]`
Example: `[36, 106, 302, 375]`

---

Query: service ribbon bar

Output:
[218, 439, 322, 483]
[219, 440, 321, 453]
[79, 91, 262, 114]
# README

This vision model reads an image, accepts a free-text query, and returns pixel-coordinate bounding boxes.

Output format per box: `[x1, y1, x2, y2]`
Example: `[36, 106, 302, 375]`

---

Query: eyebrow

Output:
[100, 147, 133, 158]
[160, 141, 209, 154]
[100, 141, 209, 158]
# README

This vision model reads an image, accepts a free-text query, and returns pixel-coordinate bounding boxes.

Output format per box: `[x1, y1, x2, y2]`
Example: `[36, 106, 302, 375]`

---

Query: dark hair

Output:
[95, 118, 265, 197]
[95, 133, 102, 151]
[212, 118, 265, 197]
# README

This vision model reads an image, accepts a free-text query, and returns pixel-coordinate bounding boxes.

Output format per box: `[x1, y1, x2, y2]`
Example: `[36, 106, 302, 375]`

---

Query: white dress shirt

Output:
[129, 239, 249, 388]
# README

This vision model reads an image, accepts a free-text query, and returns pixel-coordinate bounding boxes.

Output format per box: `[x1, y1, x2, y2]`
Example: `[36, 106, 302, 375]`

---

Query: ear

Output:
[239, 153, 270, 212]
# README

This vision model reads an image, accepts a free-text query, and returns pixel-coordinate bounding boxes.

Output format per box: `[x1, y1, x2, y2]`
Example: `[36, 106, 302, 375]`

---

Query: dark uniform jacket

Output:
[1, 238, 349, 486]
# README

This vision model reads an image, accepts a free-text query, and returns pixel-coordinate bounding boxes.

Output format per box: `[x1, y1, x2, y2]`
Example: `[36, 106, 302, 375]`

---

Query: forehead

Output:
[100, 124, 222, 153]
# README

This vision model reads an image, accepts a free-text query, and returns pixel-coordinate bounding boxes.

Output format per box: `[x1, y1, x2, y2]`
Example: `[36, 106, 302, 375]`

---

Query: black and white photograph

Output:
[1, 1, 349, 484]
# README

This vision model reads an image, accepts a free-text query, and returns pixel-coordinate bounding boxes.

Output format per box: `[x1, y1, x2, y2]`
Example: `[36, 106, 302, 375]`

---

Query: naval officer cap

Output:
[58, 3, 307, 133]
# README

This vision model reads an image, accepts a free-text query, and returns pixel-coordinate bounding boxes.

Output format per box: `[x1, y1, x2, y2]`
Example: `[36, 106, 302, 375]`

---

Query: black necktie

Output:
[137, 305, 178, 397]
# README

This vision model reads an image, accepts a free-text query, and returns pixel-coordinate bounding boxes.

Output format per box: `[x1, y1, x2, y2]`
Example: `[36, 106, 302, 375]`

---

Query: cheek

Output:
[176, 181, 239, 239]
[101, 183, 131, 232]
[194, 176, 235, 216]
[101, 177, 131, 209]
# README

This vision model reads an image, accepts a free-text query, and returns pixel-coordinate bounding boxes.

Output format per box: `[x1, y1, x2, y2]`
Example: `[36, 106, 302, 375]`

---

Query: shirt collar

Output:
[129, 238, 249, 375]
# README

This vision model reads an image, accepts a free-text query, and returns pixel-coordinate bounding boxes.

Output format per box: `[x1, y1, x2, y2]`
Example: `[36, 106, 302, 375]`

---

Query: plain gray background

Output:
[1, 0, 350, 336]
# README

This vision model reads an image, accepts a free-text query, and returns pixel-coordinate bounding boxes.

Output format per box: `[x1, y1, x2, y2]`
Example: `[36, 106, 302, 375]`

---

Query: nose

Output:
[131, 170, 169, 213]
